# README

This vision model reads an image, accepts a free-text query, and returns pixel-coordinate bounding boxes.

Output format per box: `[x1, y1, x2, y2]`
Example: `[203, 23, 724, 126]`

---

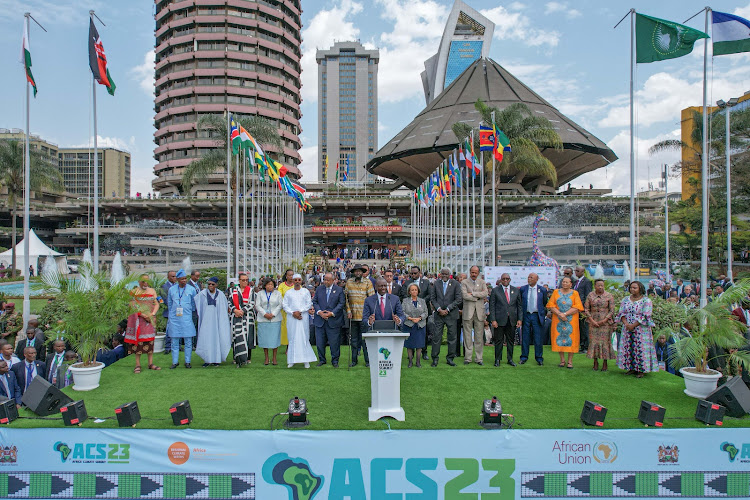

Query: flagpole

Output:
[22, 13, 32, 332]
[225, 112, 231, 280]
[629, 8, 636, 285]
[90, 11, 101, 272]
[243, 151, 248, 274]
[699, 7, 711, 307]
[491, 112, 497, 266]
[235, 152, 240, 275]
[480, 149, 485, 268]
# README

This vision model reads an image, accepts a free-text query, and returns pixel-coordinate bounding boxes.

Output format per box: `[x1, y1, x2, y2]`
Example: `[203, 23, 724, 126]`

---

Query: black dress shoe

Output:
[507, 360, 517, 367]
[477, 361, 483, 366]
[494, 359, 500, 367]
[185, 363, 192, 369]
[365, 362, 370, 367]
[407, 359, 413, 368]
[519, 359, 527, 365]
[170, 363, 178, 369]
[332, 362, 339, 368]
[464, 360, 470, 365]
[431, 359, 438, 367]
[349, 361, 358, 367]
[316, 361, 326, 367]
[447, 360, 456, 366]
[422, 352, 429, 360]
[537, 360, 544, 366]
[202, 363, 210, 367]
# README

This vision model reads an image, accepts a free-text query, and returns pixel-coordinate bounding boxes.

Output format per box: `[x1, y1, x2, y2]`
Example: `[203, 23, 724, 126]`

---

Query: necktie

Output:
[50, 354, 61, 384]
[380, 296, 385, 317]
[443, 281, 448, 295]
[1, 375, 9, 399]
[575, 279, 580, 290]
[528, 287, 536, 313]
[326, 288, 331, 302]
[388, 284, 392, 294]
[26, 363, 33, 390]
[505, 287, 510, 303]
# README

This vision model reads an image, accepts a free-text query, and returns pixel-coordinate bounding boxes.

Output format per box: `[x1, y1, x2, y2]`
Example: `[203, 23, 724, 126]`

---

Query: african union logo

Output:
[54, 442, 72, 462]
[262, 453, 323, 500]
[379, 347, 391, 360]
[592, 441, 618, 463]
[721, 442, 740, 462]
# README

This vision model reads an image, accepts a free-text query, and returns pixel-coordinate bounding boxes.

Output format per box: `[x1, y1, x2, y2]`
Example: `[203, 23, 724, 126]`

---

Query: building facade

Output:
[0, 128, 59, 168]
[317, 41, 379, 184]
[58, 148, 131, 198]
[153, 0, 303, 196]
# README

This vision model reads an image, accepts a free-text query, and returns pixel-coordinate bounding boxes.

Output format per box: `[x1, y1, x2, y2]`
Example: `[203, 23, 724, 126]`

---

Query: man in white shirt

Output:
[0, 341, 20, 370]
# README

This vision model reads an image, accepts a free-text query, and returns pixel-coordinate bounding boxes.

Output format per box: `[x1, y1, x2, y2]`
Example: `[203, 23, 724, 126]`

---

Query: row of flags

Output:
[229, 115, 311, 211]
[323, 154, 351, 182]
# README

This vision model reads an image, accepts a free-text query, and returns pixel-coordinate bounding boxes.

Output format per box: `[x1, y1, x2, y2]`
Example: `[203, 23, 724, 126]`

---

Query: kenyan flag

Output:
[21, 22, 37, 97]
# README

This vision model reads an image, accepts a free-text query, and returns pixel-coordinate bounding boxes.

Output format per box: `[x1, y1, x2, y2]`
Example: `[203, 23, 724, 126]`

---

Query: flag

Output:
[335, 161, 340, 182]
[324, 154, 329, 180]
[343, 156, 349, 181]
[493, 125, 511, 163]
[712, 11, 750, 56]
[453, 150, 462, 189]
[465, 137, 481, 176]
[479, 124, 495, 151]
[88, 18, 116, 95]
[443, 162, 451, 194]
[20, 22, 37, 97]
[230, 117, 241, 154]
[635, 13, 708, 63]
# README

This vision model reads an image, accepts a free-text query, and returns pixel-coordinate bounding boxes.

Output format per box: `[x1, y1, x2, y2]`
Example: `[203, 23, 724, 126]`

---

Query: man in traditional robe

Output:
[195, 277, 231, 366]
[282, 274, 317, 368]
[230, 273, 256, 367]
[167, 269, 198, 369]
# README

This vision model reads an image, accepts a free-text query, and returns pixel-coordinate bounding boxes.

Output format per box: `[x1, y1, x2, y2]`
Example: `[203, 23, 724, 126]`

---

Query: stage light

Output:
[169, 400, 193, 426]
[115, 401, 141, 428]
[695, 400, 725, 426]
[285, 396, 309, 428]
[0, 397, 18, 424]
[580, 400, 607, 427]
[480, 396, 504, 429]
[60, 400, 88, 426]
[638, 401, 665, 427]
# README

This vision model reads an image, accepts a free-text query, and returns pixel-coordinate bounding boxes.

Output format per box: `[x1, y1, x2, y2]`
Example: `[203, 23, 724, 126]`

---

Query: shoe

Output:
[519, 359, 527, 365]
[507, 360, 517, 367]
[332, 362, 339, 368]
[212, 363, 220, 366]
[202, 363, 210, 367]
[477, 361, 483, 366]
[185, 363, 192, 369]
[304, 363, 310, 368]
[170, 364, 178, 369]
[349, 361, 358, 367]
[365, 362, 370, 367]
[494, 360, 500, 367]
[447, 360, 456, 366]
[416, 360, 421, 368]
[288, 363, 294, 368]
[408, 359, 413, 368]
[464, 360, 470, 365]
[316, 361, 326, 367]
[422, 353, 429, 360]
[431, 359, 438, 367]
[537, 360, 544, 366]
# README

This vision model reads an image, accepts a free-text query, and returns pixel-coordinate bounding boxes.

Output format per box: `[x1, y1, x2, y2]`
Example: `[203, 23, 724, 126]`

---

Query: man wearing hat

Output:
[167, 269, 199, 368]
[345, 264, 375, 367]
[0, 303, 21, 349]
[195, 277, 231, 367]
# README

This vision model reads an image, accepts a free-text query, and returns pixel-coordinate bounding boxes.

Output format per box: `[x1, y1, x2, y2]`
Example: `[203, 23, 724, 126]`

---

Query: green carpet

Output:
[12, 346, 750, 430]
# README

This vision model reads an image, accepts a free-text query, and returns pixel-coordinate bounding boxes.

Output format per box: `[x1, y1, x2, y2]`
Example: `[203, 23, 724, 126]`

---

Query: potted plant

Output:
[669, 279, 750, 398]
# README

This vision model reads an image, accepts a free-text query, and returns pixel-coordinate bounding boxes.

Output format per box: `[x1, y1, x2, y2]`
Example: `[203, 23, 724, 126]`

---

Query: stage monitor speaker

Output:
[581, 400, 607, 427]
[21, 376, 73, 416]
[115, 401, 141, 427]
[60, 400, 87, 426]
[0, 396, 18, 424]
[706, 376, 750, 418]
[695, 400, 726, 426]
[638, 401, 665, 427]
[169, 400, 192, 425]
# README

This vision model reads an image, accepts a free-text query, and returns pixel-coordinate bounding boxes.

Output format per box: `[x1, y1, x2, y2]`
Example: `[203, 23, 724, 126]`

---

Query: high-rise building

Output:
[421, 0, 494, 105]
[153, 0, 303, 196]
[58, 148, 131, 198]
[0, 128, 59, 168]
[317, 41, 379, 184]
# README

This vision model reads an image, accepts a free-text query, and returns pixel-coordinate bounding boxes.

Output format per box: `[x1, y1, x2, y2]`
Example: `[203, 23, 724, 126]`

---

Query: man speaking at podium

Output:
[363, 279, 405, 331]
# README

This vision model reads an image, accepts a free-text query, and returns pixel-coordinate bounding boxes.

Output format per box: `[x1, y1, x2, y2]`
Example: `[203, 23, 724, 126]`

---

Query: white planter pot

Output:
[154, 333, 167, 353]
[680, 367, 722, 399]
[69, 362, 105, 391]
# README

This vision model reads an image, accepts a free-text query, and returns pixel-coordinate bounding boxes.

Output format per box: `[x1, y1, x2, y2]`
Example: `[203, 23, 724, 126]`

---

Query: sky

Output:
[1, 0, 750, 197]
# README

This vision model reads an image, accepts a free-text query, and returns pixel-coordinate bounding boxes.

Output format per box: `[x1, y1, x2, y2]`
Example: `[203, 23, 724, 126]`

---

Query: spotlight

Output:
[695, 400, 725, 426]
[285, 396, 309, 428]
[0, 397, 18, 424]
[480, 396, 505, 429]
[580, 400, 607, 427]
[115, 401, 141, 428]
[61, 400, 88, 426]
[638, 401, 665, 427]
[169, 400, 193, 426]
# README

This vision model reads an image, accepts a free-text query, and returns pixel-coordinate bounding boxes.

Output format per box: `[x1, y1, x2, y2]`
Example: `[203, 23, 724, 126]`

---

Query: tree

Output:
[0, 140, 63, 277]
[451, 99, 562, 189]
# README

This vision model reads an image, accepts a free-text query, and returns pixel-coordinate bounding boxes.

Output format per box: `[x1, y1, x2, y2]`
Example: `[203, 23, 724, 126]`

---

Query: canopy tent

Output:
[0, 229, 68, 276]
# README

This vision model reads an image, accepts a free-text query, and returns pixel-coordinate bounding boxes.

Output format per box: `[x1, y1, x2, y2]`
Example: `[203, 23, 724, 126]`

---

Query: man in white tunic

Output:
[282, 274, 317, 368]
[195, 277, 231, 366]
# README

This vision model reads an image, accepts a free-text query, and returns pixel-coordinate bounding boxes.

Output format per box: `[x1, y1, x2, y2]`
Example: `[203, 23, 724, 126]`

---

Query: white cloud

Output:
[130, 172, 154, 197]
[735, 3, 750, 19]
[0, 0, 102, 25]
[508, 2, 526, 11]
[72, 135, 135, 152]
[297, 144, 318, 183]
[544, 2, 581, 19]
[481, 6, 560, 47]
[130, 50, 155, 96]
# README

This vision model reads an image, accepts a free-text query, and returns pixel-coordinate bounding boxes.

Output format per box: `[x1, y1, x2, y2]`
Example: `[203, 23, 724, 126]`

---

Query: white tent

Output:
[0, 229, 68, 276]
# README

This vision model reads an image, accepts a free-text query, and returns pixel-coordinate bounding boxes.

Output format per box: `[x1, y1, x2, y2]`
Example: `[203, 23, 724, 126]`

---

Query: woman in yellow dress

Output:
[277, 269, 295, 349]
[547, 276, 584, 369]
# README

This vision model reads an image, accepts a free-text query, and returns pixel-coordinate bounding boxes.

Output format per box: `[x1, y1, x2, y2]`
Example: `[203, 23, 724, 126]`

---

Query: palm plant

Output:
[452, 99, 562, 189]
[0, 140, 63, 276]
[180, 114, 282, 196]
[669, 278, 750, 374]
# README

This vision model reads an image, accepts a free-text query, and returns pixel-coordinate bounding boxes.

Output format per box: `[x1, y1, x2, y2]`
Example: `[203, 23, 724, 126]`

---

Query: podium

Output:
[363, 331, 409, 421]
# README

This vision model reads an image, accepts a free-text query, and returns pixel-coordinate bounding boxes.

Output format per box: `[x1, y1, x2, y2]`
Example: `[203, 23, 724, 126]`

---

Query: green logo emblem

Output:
[379, 347, 391, 359]
[721, 442, 740, 462]
[263, 453, 323, 500]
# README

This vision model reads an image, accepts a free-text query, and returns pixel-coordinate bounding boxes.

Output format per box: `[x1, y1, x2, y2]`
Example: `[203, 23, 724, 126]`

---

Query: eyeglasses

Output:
[239, 278, 248, 282]
[500, 277, 510, 280]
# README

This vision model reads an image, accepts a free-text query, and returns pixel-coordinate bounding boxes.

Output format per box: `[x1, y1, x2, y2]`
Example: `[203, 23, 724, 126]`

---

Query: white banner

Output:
[485, 266, 557, 289]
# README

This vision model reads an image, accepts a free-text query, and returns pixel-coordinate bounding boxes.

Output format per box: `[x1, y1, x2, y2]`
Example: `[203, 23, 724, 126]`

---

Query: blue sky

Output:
[1, 0, 750, 196]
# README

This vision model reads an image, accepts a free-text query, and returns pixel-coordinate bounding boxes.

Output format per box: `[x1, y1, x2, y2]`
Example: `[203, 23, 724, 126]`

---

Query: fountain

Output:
[80, 249, 97, 292]
[622, 260, 631, 282]
[42, 256, 58, 278]
[181, 256, 192, 275]
[82, 249, 93, 267]
[593, 264, 605, 280]
[110, 252, 125, 285]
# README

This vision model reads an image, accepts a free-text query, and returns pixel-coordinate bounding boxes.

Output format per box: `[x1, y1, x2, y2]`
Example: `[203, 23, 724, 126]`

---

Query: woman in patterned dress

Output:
[547, 276, 584, 369]
[615, 281, 658, 378]
[124, 274, 161, 373]
[230, 273, 256, 367]
[584, 278, 616, 371]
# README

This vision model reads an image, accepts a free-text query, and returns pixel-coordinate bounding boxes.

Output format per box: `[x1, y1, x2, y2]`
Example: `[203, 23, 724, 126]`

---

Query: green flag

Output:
[635, 13, 708, 63]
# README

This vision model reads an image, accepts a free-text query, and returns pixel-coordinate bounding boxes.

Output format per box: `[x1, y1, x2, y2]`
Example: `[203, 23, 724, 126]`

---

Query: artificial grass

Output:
[11, 346, 750, 430]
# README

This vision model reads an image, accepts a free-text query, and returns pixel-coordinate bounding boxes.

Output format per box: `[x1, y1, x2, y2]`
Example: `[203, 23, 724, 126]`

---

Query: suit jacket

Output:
[385, 281, 401, 297]
[361, 293, 405, 330]
[402, 297, 428, 328]
[161, 281, 174, 318]
[519, 284, 549, 324]
[45, 351, 67, 381]
[15, 338, 46, 363]
[573, 276, 593, 304]
[489, 285, 523, 327]
[732, 307, 750, 326]
[461, 278, 488, 321]
[11, 360, 46, 394]
[313, 284, 346, 328]
[430, 279, 462, 319]
[399, 278, 432, 302]
[0, 371, 21, 404]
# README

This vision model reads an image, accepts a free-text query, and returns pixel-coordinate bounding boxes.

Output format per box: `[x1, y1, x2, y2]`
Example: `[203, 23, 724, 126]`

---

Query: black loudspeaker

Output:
[581, 400, 607, 427]
[21, 376, 73, 416]
[695, 400, 726, 426]
[169, 400, 192, 425]
[638, 401, 666, 427]
[60, 400, 87, 426]
[706, 376, 750, 418]
[115, 401, 141, 427]
[0, 397, 18, 424]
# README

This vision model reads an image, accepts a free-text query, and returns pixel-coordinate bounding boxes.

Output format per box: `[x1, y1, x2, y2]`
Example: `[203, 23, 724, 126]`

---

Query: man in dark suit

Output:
[15, 328, 46, 363]
[313, 272, 346, 367]
[400, 266, 432, 360]
[0, 359, 22, 406]
[384, 269, 401, 297]
[161, 270, 176, 353]
[573, 266, 592, 351]
[11, 346, 46, 395]
[519, 272, 548, 366]
[429, 268, 462, 366]
[362, 279, 405, 330]
[489, 273, 523, 366]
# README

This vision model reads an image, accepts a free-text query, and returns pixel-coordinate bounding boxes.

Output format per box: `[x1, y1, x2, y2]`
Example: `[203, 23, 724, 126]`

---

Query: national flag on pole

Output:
[635, 13, 708, 63]
[453, 150, 462, 189]
[324, 154, 329, 180]
[343, 156, 349, 181]
[88, 18, 116, 95]
[493, 125, 511, 163]
[335, 162, 340, 182]
[443, 162, 451, 194]
[20, 22, 37, 97]
[712, 11, 750, 56]
[479, 124, 495, 152]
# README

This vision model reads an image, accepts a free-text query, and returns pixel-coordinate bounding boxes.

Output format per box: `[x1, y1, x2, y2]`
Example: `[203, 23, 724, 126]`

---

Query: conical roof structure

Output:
[367, 58, 617, 190]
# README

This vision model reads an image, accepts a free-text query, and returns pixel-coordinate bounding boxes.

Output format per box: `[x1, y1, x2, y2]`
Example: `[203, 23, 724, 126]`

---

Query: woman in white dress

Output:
[254, 278, 283, 365]
[281, 274, 318, 368]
